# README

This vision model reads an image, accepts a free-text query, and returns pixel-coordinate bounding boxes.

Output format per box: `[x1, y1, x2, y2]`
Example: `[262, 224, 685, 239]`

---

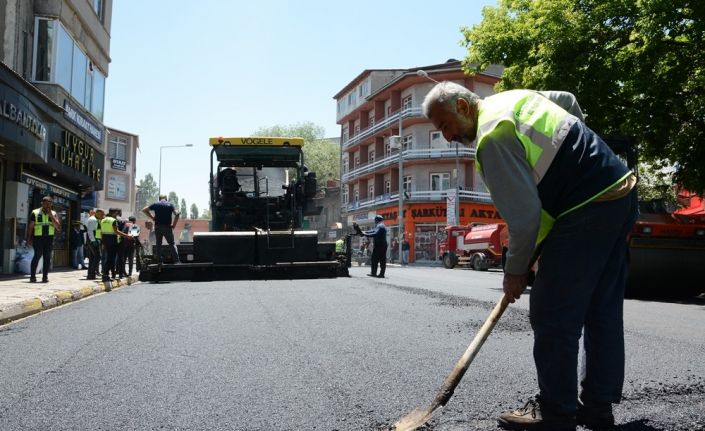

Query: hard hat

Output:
[374, 215, 384, 222]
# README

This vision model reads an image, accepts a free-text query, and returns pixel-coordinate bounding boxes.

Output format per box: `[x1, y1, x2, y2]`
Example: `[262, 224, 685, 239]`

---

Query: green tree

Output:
[461, 0, 705, 192]
[251, 122, 340, 182]
[180, 198, 188, 218]
[168, 192, 179, 208]
[190, 203, 199, 219]
[201, 208, 212, 220]
[135, 173, 159, 218]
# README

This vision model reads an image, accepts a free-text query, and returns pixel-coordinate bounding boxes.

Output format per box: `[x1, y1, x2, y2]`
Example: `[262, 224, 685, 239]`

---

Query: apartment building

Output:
[334, 60, 503, 263]
[0, 0, 113, 271]
[96, 127, 139, 217]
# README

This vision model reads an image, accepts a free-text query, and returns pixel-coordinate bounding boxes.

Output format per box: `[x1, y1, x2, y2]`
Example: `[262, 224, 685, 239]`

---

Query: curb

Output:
[0, 275, 139, 326]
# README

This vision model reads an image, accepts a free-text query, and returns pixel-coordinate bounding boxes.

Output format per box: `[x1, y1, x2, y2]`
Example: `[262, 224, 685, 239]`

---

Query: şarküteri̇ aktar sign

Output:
[52, 130, 102, 181]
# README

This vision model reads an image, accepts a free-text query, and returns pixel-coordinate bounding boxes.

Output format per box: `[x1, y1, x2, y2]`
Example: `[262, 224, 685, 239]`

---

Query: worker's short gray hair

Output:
[422, 81, 480, 118]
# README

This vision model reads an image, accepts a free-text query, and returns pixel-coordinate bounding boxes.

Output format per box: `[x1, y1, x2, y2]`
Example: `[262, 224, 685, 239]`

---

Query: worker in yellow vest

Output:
[423, 82, 637, 430]
[27, 196, 61, 283]
[100, 208, 132, 284]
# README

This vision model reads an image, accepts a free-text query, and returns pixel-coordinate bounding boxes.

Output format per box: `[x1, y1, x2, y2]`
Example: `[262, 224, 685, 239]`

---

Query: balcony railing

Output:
[343, 188, 492, 212]
[343, 106, 424, 149]
[342, 146, 476, 181]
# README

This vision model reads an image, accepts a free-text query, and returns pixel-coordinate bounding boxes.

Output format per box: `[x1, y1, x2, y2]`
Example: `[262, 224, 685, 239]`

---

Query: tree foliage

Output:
[251, 122, 340, 183]
[190, 203, 199, 219]
[168, 192, 179, 208]
[180, 198, 188, 217]
[461, 0, 705, 192]
[135, 174, 159, 218]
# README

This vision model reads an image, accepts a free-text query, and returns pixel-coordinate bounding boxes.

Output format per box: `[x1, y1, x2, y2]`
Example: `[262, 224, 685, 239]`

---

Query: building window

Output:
[369, 150, 375, 162]
[385, 180, 391, 195]
[369, 112, 375, 126]
[354, 190, 359, 203]
[385, 142, 392, 157]
[109, 136, 128, 161]
[107, 173, 128, 201]
[402, 95, 413, 110]
[354, 124, 360, 134]
[403, 176, 412, 192]
[33, 18, 106, 121]
[342, 125, 348, 141]
[342, 185, 349, 204]
[403, 134, 413, 151]
[354, 157, 360, 167]
[430, 131, 449, 148]
[368, 184, 374, 198]
[342, 156, 348, 173]
[430, 173, 451, 191]
[93, 0, 105, 23]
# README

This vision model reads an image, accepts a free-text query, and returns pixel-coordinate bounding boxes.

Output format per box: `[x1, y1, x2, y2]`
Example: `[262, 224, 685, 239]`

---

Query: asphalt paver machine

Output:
[139, 137, 351, 282]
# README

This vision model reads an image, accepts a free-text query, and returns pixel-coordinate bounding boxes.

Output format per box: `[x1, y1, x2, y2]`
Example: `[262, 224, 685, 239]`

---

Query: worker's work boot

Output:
[576, 398, 614, 429]
[497, 398, 576, 431]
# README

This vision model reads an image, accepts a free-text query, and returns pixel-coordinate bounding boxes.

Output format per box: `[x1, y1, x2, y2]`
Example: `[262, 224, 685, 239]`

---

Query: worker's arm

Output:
[51, 210, 61, 232]
[142, 206, 153, 220]
[478, 121, 541, 277]
[172, 207, 180, 230]
[538, 91, 585, 122]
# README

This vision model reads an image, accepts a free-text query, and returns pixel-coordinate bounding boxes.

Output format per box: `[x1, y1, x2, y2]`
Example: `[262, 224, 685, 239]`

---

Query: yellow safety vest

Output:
[100, 217, 116, 237]
[32, 208, 55, 236]
[95, 221, 102, 239]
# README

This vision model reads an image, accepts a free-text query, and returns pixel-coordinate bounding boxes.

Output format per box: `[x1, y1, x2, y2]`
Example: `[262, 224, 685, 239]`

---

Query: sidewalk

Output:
[0, 268, 138, 325]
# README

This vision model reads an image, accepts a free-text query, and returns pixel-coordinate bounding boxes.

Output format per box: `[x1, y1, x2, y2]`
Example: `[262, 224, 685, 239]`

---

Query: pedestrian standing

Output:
[363, 215, 388, 278]
[69, 221, 86, 269]
[401, 236, 410, 265]
[423, 82, 637, 430]
[391, 238, 399, 263]
[85, 209, 101, 279]
[115, 209, 128, 277]
[27, 196, 61, 283]
[123, 216, 140, 276]
[142, 195, 180, 264]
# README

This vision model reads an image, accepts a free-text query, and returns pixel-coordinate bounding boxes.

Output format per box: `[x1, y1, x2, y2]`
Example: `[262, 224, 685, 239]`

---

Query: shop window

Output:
[431, 172, 450, 191]
[109, 136, 128, 161]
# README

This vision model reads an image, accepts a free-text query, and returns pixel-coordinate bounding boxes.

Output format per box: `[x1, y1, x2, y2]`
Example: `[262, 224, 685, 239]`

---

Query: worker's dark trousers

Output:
[101, 236, 118, 282]
[370, 244, 387, 276]
[124, 243, 135, 275]
[530, 190, 638, 415]
[154, 225, 180, 264]
[30, 235, 54, 280]
[115, 240, 126, 276]
[86, 241, 100, 279]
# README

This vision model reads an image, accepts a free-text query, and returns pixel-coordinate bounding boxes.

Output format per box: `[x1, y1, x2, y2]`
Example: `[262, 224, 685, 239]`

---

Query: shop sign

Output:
[377, 203, 503, 224]
[107, 174, 127, 201]
[1, 98, 47, 141]
[446, 188, 457, 225]
[52, 131, 102, 182]
[21, 173, 78, 202]
[63, 100, 103, 142]
[111, 158, 127, 171]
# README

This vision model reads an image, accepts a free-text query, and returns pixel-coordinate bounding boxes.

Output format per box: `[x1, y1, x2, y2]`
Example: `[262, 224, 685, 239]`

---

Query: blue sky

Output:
[104, 0, 497, 212]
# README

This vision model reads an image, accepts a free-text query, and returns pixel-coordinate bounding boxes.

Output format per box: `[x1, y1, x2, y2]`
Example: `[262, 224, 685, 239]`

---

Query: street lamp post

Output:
[159, 144, 194, 195]
[391, 131, 404, 265]
[455, 140, 461, 224]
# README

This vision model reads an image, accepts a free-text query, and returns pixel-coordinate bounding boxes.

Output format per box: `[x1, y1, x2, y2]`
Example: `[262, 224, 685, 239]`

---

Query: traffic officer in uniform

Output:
[100, 208, 132, 286]
[363, 215, 388, 278]
[84, 209, 101, 280]
[27, 196, 61, 283]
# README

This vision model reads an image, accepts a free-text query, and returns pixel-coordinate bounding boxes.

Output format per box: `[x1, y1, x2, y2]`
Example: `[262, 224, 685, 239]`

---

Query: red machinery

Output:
[627, 191, 705, 296]
[440, 223, 508, 271]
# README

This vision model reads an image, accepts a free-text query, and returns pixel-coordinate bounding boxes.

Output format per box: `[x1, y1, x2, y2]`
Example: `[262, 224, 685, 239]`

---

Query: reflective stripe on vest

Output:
[32, 209, 55, 236]
[100, 217, 116, 236]
[474, 90, 630, 245]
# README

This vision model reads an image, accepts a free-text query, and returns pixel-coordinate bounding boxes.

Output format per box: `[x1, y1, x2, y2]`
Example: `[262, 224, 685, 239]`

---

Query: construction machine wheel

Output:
[443, 252, 458, 269]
